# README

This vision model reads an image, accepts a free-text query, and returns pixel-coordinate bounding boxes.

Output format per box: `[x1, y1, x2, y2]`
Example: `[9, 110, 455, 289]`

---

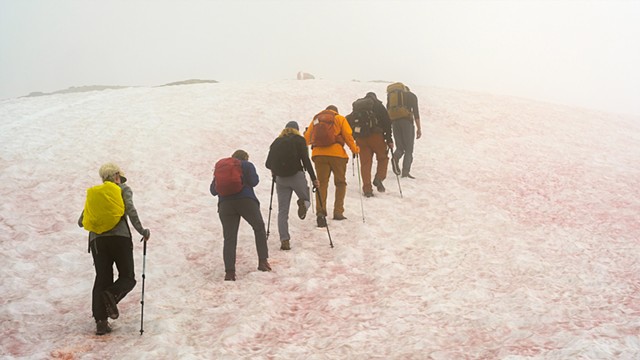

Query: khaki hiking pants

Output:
[312, 155, 348, 218]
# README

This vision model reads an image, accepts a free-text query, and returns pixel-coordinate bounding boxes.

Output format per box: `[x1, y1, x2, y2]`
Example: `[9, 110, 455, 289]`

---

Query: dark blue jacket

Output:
[210, 160, 260, 203]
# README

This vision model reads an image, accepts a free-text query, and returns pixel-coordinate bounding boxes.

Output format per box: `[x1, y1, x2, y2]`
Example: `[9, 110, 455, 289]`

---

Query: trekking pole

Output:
[389, 147, 403, 198]
[266, 177, 275, 239]
[139, 236, 147, 335]
[313, 186, 333, 248]
[355, 155, 365, 223]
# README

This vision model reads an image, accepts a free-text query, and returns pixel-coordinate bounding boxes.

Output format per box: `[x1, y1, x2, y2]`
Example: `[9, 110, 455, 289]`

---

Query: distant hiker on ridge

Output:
[210, 149, 271, 281]
[386, 82, 421, 179]
[304, 105, 359, 227]
[265, 121, 319, 250]
[78, 163, 151, 335]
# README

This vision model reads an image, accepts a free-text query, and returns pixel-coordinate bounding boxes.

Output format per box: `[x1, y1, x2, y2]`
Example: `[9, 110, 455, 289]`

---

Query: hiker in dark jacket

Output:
[78, 163, 151, 336]
[210, 149, 271, 281]
[348, 92, 393, 197]
[265, 121, 320, 250]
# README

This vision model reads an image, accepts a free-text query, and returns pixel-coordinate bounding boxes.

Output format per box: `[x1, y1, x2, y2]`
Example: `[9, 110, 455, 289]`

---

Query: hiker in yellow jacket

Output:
[78, 163, 150, 335]
[304, 105, 359, 227]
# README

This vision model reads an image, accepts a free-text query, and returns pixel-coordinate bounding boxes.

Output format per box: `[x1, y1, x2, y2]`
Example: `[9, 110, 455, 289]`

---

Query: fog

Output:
[1, 0, 639, 115]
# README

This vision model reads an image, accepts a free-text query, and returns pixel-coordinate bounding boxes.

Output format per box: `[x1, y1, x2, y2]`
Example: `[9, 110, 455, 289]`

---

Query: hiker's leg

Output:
[358, 137, 374, 194]
[237, 198, 268, 261]
[107, 236, 136, 302]
[219, 201, 241, 272]
[372, 133, 389, 182]
[275, 178, 293, 241]
[392, 120, 406, 161]
[312, 156, 331, 217]
[91, 238, 113, 321]
[290, 171, 311, 207]
[330, 157, 348, 217]
[402, 121, 416, 176]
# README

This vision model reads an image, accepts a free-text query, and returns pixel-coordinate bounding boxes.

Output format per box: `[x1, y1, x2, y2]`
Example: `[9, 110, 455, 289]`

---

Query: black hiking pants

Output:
[218, 198, 269, 272]
[90, 235, 136, 321]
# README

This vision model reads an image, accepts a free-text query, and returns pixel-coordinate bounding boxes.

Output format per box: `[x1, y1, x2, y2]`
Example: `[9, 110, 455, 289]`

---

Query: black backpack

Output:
[267, 135, 300, 177]
[347, 97, 378, 139]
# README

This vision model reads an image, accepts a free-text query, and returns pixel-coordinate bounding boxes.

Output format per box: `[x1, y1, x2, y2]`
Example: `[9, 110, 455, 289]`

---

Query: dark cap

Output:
[285, 121, 299, 130]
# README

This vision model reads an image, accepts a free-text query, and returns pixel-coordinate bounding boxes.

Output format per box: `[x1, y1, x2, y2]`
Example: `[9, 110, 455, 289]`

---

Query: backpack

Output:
[82, 181, 125, 234]
[310, 110, 338, 147]
[348, 97, 378, 139]
[268, 135, 300, 177]
[213, 157, 244, 196]
[386, 82, 413, 121]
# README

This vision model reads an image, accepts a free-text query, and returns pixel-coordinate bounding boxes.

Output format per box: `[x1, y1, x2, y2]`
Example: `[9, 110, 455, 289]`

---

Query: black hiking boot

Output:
[258, 259, 272, 272]
[364, 191, 374, 198]
[102, 291, 119, 320]
[373, 178, 385, 192]
[297, 199, 307, 220]
[316, 215, 327, 228]
[333, 214, 347, 220]
[401, 173, 415, 179]
[224, 271, 236, 281]
[95, 320, 112, 335]
[280, 239, 291, 250]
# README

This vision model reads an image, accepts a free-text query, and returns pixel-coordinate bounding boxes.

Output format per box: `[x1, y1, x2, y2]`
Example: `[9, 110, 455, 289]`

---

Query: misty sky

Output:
[1, 0, 639, 115]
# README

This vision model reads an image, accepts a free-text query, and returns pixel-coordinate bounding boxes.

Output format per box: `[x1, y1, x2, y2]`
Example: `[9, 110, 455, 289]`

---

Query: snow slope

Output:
[1, 80, 639, 359]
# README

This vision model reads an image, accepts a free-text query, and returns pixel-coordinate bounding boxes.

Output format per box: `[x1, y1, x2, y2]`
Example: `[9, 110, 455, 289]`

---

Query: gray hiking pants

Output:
[392, 118, 415, 176]
[276, 171, 311, 241]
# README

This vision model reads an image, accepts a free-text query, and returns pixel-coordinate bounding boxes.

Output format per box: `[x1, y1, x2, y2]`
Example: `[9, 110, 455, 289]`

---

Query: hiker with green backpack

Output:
[78, 163, 151, 335]
[265, 121, 319, 251]
[386, 82, 422, 179]
[346, 92, 393, 197]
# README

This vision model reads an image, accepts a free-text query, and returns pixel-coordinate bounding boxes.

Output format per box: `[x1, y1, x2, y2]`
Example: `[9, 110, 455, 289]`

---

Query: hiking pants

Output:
[91, 235, 136, 321]
[312, 155, 348, 218]
[392, 118, 415, 176]
[276, 171, 311, 241]
[218, 198, 268, 272]
[356, 133, 389, 193]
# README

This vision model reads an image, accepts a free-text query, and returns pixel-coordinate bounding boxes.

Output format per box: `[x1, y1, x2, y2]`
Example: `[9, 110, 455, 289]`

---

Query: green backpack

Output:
[386, 82, 413, 121]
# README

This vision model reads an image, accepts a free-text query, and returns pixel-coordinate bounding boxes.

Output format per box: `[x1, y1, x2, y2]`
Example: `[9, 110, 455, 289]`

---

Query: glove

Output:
[312, 180, 319, 189]
[142, 228, 151, 241]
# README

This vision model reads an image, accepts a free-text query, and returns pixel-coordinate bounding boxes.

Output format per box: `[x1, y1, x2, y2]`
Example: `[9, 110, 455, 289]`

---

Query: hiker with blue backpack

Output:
[79, 163, 151, 335]
[211, 149, 271, 281]
[265, 121, 319, 251]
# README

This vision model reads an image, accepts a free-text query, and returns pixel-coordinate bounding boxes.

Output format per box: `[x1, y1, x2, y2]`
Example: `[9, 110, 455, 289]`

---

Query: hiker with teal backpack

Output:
[265, 121, 319, 251]
[211, 149, 271, 281]
[346, 92, 393, 198]
[78, 163, 151, 335]
[386, 83, 422, 179]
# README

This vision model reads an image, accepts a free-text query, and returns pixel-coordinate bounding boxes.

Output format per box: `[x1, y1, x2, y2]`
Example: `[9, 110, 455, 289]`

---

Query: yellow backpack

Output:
[82, 181, 125, 234]
[386, 82, 413, 121]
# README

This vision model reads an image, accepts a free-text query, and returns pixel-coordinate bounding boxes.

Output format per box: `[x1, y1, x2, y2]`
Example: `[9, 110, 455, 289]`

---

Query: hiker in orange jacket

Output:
[304, 105, 359, 227]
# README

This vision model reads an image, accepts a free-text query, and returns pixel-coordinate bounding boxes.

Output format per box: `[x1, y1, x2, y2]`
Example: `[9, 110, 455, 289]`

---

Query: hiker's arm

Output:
[121, 185, 146, 235]
[243, 162, 259, 187]
[299, 139, 317, 181]
[415, 117, 422, 139]
[209, 179, 218, 196]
